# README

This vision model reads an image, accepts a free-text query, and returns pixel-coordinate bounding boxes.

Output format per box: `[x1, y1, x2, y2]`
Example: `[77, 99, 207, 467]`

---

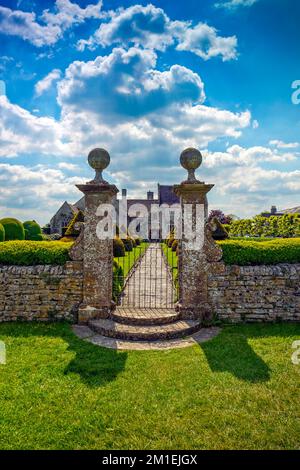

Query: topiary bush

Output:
[210, 217, 229, 241]
[23, 220, 43, 241]
[113, 237, 125, 257]
[218, 238, 300, 265]
[123, 237, 133, 252]
[0, 218, 25, 241]
[0, 241, 72, 265]
[171, 240, 178, 252]
[65, 210, 84, 237]
[113, 260, 124, 301]
[0, 223, 5, 242]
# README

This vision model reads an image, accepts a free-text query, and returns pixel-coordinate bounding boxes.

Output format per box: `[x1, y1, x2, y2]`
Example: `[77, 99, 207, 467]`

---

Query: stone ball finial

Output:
[180, 148, 202, 182]
[87, 148, 110, 183]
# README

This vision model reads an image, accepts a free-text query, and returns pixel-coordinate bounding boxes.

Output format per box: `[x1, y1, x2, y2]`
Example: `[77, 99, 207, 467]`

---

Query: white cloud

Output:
[35, 69, 61, 96]
[58, 162, 79, 170]
[41, 0, 103, 30]
[269, 139, 299, 149]
[176, 23, 237, 61]
[77, 4, 238, 62]
[215, 0, 258, 9]
[0, 5, 60, 47]
[58, 47, 206, 120]
[0, 95, 71, 157]
[0, 162, 85, 224]
[0, 1, 102, 47]
[205, 144, 298, 168]
[78, 4, 181, 52]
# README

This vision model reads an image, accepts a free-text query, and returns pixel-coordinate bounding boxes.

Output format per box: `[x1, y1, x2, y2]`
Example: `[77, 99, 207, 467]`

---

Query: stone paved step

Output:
[73, 325, 221, 350]
[111, 308, 180, 326]
[89, 318, 201, 341]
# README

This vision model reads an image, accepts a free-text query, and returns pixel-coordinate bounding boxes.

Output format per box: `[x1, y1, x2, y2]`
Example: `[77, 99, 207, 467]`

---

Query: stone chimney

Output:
[271, 205, 277, 215]
[147, 191, 154, 200]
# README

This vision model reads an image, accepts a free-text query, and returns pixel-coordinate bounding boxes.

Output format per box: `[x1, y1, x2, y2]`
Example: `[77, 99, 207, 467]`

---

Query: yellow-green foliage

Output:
[65, 210, 84, 237]
[229, 214, 300, 238]
[218, 238, 300, 265]
[0, 218, 25, 241]
[0, 223, 5, 242]
[0, 241, 72, 265]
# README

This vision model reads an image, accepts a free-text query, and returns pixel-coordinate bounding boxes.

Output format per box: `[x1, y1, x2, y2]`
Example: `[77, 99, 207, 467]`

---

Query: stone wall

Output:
[208, 263, 300, 322]
[0, 261, 83, 322]
[0, 260, 299, 324]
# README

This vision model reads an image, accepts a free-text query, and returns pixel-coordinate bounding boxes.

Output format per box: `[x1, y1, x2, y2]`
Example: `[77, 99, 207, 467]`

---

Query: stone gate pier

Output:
[74, 148, 118, 324]
[174, 148, 224, 322]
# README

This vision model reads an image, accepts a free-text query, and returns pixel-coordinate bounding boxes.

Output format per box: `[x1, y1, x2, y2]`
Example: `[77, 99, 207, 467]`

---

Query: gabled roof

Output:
[281, 206, 300, 214]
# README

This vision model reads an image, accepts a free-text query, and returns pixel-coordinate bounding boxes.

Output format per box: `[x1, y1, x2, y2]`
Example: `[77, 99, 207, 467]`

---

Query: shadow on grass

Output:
[0, 322, 127, 388]
[201, 323, 300, 383]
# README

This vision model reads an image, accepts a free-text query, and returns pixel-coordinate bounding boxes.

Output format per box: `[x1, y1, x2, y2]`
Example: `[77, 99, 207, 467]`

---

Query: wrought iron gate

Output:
[114, 241, 177, 309]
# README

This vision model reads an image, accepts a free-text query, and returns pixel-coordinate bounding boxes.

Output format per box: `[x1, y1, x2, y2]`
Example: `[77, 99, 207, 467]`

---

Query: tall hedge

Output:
[229, 214, 300, 238]
[23, 220, 43, 241]
[0, 223, 5, 242]
[218, 238, 300, 265]
[0, 218, 25, 241]
[0, 241, 71, 265]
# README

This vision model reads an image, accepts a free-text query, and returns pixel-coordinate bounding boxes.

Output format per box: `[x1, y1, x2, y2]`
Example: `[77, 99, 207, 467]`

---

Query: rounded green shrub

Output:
[210, 217, 229, 241]
[113, 260, 124, 301]
[0, 223, 5, 242]
[0, 218, 25, 241]
[171, 240, 178, 252]
[113, 237, 125, 257]
[23, 220, 43, 241]
[123, 237, 133, 252]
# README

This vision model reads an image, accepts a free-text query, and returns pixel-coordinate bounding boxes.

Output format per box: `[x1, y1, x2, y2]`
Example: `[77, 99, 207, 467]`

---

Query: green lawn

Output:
[0, 322, 300, 450]
[162, 243, 178, 281]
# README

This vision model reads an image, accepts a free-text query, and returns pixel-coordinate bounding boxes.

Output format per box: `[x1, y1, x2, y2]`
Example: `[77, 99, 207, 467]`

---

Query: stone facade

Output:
[208, 263, 300, 322]
[0, 262, 83, 322]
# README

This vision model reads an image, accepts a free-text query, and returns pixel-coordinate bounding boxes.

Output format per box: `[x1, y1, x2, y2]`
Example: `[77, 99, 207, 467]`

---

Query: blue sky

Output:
[0, 0, 299, 224]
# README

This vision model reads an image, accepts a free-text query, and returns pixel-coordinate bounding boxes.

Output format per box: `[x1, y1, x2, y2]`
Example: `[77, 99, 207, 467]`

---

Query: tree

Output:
[208, 210, 232, 225]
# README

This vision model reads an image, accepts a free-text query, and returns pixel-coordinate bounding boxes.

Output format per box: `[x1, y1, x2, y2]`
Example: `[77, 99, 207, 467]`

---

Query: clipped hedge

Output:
[0, 241, 72, 266]
[23, 220, 43, 241]
[113, 260, 124, 301]
[0, 218, 25, 241]
[113, 237, 125, 257]
[123, 238, 133, 252]
[218, 238, 300, 265]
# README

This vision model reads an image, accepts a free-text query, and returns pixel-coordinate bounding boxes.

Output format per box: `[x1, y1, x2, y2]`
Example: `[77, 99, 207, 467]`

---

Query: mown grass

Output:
[0, 322, 300, 450]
